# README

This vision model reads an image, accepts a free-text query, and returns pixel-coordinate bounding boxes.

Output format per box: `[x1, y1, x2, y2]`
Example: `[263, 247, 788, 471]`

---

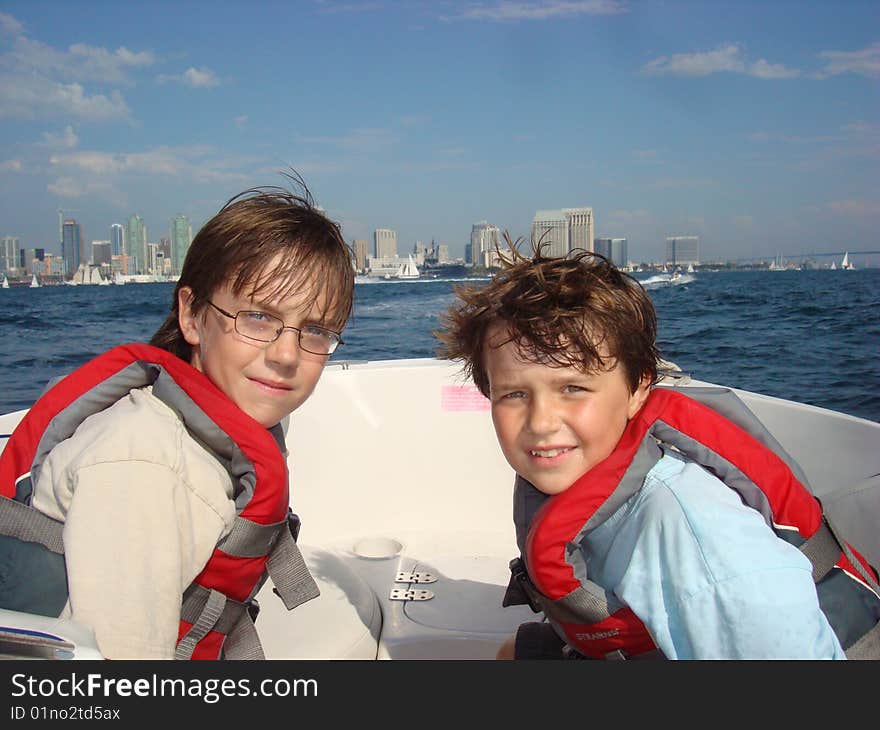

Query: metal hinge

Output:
[395, 571, 437, 584]
[389, 588, 434, 601]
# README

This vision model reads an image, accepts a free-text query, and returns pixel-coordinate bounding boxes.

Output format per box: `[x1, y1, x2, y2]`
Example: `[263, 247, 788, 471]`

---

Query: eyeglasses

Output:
[206, 301, 343, 356]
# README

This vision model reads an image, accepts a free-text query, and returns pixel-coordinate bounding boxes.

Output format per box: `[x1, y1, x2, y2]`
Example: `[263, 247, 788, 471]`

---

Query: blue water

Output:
[1, 269, 878, 422]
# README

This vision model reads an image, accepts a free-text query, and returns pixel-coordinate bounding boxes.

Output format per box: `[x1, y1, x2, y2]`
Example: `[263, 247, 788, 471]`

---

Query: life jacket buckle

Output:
[505, 557, 544, 613]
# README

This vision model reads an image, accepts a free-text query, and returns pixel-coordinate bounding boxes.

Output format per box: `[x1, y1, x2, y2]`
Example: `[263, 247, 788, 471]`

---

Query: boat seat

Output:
[254, 544, 381, 659]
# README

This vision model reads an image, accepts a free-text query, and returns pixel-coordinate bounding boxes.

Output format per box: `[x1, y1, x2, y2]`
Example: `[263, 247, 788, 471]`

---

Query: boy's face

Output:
[179, 265, 338, 428]
[485, 325, 650, 496]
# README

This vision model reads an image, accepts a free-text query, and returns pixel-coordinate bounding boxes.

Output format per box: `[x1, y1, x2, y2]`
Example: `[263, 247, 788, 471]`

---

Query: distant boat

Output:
[830, 260, 837, 270]
[112, 271, 126, 285]
[396, 254, 420, 280]
[686, 263, 695, 274]
[29, 274, 40, 288]
[1, 274, 8, 289]
[841, 252, 856, 270]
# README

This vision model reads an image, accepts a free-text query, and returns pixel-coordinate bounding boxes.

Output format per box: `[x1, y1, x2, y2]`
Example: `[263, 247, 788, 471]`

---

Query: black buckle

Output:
[247, 597, 261, 623]
[503, 557, 544, 613]
[286, 510, 302, 542]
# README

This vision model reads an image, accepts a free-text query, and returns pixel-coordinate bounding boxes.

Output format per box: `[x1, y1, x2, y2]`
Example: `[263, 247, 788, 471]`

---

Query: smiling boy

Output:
[437, 245, 851, 660]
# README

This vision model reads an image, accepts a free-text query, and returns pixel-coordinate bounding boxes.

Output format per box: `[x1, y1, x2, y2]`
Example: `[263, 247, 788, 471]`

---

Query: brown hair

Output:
[436, 236, 660, 397]
[150, 175, 354, 361]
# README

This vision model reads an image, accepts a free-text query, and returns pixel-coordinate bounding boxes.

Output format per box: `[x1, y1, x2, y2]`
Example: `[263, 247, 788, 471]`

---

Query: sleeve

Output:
[62, 460, 230, 659]
[612, 464, 846, 660]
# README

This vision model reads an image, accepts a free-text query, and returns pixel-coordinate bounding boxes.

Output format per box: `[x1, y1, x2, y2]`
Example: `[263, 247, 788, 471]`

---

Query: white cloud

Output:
[0, 11, 23, 35]
[643, 44, 799, 79]
[827, 199, 880, 217]
[1, 159, 22, 171]
[748, 58, 800, 80]
[47, 144, 252, 198]
[157, 66, 221, 88]
[0, 75, 131, 121]
[815, 42, 880, 79]
[41, 126, 79, 148]
[183, 66, 219, 88]
[0, 18, 153, 121]
[449, 1, 627, 21]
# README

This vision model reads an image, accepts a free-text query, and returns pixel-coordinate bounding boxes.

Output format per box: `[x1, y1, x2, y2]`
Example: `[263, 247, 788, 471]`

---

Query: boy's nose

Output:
[265, 329, 301, 367]
[526, 398, 560, 435]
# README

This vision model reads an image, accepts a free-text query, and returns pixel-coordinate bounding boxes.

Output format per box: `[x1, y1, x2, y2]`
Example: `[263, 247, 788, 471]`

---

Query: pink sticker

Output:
[441, 385, 490, 412]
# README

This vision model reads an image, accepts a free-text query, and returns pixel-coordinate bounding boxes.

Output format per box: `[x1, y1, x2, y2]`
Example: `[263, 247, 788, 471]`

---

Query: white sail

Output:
[396, 254, 420, 279]
[1, 274, 8, 289]
[30, 274, 40, 288]
[841, 252, 855, 270]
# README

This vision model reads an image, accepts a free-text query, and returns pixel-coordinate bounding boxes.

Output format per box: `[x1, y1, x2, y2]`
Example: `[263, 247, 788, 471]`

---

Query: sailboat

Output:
[1, 273, 9, 289]
[395, 254, 420, 280]
[841, 252, 856, 270]
[29, 274, 40, 288]
[830, 260, 837, 270]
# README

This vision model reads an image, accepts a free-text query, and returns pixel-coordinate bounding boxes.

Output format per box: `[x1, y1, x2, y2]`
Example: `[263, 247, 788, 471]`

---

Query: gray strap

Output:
[824, 516, 880, 595]
[845, 620, 880, 660]
[217, 516, 286, 558]
[221, 612, 266, 660]
[552, 580, 614, 624]
[175, 588, 227, 660]
[266, 527, 320, 610]
[0, 495, 65, 554]
[800, 519, 842, 582]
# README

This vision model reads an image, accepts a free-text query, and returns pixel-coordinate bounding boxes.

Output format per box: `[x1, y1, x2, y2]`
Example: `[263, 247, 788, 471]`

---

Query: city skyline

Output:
[0, 2, 877, 265]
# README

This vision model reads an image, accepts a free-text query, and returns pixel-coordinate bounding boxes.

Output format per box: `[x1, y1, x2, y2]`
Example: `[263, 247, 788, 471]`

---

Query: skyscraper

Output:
[665, 236, 700, 267]
[352, 239, 369, 272]
[62, 219, 82, 275]
[593, 237, 628, 268]
[110, 223, 125, 257]
[170, 215, 192, 275]
[127, 214, 147, 274]
[470, 221, 501, 267]
[374, 229, 397, 259]
[1, 236, 19, 274]
[531, 208, 594, 257]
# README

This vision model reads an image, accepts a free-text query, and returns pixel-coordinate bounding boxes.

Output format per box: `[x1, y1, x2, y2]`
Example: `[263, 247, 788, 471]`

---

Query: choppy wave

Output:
[1, 270, 877, 421]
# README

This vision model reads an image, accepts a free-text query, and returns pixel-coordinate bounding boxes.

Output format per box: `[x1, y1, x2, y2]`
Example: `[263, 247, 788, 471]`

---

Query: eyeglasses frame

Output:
[204, 300, 344, 355]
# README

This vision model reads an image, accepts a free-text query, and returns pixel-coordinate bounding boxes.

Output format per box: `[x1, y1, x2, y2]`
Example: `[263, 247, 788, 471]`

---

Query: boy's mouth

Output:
[529, 446, 574, 459]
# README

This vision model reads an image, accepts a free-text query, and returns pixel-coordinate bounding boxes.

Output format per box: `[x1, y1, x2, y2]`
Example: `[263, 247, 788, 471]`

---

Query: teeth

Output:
[531, 448, 568, 458]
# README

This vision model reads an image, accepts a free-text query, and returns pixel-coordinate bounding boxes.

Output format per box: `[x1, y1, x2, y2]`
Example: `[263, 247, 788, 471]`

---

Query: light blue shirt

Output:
[580, 450, 846, 659]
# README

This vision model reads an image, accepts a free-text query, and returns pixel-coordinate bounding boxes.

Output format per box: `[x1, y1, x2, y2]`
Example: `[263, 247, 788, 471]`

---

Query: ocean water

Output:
[1, 269, 878, 422]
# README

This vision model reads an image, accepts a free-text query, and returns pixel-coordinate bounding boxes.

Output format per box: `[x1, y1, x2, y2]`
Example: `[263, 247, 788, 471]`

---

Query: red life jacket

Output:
[0, 343, 318, 660]
[507, 387, 880, 659]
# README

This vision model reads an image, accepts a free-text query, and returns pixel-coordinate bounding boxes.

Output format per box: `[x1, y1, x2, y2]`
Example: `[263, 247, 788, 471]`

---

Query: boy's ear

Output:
[177, 286, 201, 347]
[626, 375, 652, 420]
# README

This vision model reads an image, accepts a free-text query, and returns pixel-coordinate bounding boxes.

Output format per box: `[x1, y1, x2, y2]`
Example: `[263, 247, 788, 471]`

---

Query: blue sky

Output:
[0, 1, 877, 264]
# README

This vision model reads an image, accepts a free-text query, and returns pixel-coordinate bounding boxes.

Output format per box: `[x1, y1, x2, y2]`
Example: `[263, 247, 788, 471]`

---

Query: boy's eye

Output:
[563, 384, 586, 394]
[242, 311, 274, 323]
[500, 390, 526, 400]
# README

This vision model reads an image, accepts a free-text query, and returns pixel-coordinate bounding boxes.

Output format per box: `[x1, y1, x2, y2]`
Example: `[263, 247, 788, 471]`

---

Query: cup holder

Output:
[352, 536, 403, 560]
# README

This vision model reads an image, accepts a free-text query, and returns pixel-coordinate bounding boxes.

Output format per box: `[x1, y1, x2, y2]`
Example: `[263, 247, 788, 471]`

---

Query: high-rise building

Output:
[1, 236, 19, 274]
[170, 215, 192, 275]
[92, 240, 111, 267]
[127, 214, 147, 274]
[110, 223, 125, 257]
[352, 239, 369, 272]
[470, 221, 501, 267]
[374, 229, 397, 259]
[21, 248, 44, 275]
[62, 219, 82, 275]
[593, 237, 628, 268]
[531, 208, 594, 258]
[665, 236, 700, 267]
